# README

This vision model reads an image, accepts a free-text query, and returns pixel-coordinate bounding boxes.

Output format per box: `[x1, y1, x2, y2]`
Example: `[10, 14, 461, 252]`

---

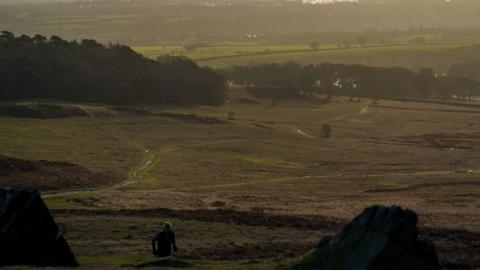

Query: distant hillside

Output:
[2, 0, 480, 44]
[0, 0, 63, 3]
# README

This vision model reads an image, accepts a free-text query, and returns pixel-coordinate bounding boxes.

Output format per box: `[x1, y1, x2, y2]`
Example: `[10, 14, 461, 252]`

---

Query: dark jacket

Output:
[152, 231, 177, 257]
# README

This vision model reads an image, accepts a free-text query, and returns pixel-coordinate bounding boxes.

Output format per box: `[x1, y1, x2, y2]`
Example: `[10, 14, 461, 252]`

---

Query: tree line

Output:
[449, 61, 480, 83]
[222, 62, 480, 102]
[0, 32, 226, 105]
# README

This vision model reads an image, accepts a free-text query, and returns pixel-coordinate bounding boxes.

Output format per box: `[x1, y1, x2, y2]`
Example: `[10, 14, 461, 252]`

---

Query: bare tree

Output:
[228, 111, 235, 120]
[309, 41, 320, 50]
[357, 37, 368, 47]
[321, 124, 332, 138]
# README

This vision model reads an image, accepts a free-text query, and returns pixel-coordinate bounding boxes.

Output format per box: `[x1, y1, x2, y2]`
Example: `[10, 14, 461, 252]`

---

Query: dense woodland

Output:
[0, 32, 226, 105]
[223, 62, 480, 101]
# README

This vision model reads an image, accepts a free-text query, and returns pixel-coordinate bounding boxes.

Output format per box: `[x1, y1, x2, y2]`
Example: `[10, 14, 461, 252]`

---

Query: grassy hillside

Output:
[2, 91, 480, 269]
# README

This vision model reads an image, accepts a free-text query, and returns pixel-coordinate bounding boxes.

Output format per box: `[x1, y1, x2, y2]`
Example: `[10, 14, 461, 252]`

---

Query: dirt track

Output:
[44, 107, 156, 198]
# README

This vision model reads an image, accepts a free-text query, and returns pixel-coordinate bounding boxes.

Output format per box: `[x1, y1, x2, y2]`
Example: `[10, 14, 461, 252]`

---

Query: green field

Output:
[133, 44, 336, 62]
[133, 43, 466, 71]
[2, 91, 480, 269]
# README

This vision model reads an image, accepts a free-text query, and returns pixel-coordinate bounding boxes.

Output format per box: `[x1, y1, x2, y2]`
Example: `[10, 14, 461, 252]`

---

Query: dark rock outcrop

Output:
[285, 205, 440, 270]
[0, 189, 78, 267]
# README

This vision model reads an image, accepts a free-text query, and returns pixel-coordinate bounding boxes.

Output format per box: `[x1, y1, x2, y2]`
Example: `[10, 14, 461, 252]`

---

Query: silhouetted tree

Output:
[227, 111, 235, 120]
[453, 77, 479, 101]
[342, 40, 353, 48]
[357, 37, 368, 47]
[309, 41, 320, 50]
[321, 124, 332, 138]
[448, 61, 480, 82]
[415, 68, 436, 98]
[410, 36, 426, 45]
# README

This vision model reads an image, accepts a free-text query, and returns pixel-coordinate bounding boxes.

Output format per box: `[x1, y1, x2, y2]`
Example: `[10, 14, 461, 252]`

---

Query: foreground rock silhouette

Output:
[285, 205, 440, 270]
[0, 189, 78, 267]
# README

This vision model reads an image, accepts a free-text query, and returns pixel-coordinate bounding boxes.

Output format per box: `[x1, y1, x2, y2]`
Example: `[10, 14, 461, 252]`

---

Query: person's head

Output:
[163, 221, 172, 232]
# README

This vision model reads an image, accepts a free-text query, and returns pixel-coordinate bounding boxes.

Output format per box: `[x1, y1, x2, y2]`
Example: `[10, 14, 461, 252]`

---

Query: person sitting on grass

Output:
[152, 222, 178, 258]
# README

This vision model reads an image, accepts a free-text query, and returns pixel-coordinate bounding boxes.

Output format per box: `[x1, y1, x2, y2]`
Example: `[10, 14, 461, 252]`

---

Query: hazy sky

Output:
[0, 0, 458, 3]
[0, 0, 460, 5]
[303, 0, 359, 3]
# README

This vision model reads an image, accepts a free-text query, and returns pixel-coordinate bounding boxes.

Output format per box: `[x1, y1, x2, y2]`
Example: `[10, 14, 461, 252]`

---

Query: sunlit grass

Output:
[195, 43, 464, 68]
[133, 44, 337, 61]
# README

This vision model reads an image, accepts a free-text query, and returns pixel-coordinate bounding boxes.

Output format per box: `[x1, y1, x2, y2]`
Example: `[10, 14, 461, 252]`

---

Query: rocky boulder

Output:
[0, 189, 78, 267]
[285, 205, 440, 270]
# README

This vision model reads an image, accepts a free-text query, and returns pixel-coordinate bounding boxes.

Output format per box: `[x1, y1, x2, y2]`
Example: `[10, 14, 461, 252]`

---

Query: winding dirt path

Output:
[44, 107, 155, 198]
[294, 105, 369, 138]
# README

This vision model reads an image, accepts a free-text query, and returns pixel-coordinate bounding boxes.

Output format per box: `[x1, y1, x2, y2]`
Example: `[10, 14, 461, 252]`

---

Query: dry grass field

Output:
[1, 90, 479, 269]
